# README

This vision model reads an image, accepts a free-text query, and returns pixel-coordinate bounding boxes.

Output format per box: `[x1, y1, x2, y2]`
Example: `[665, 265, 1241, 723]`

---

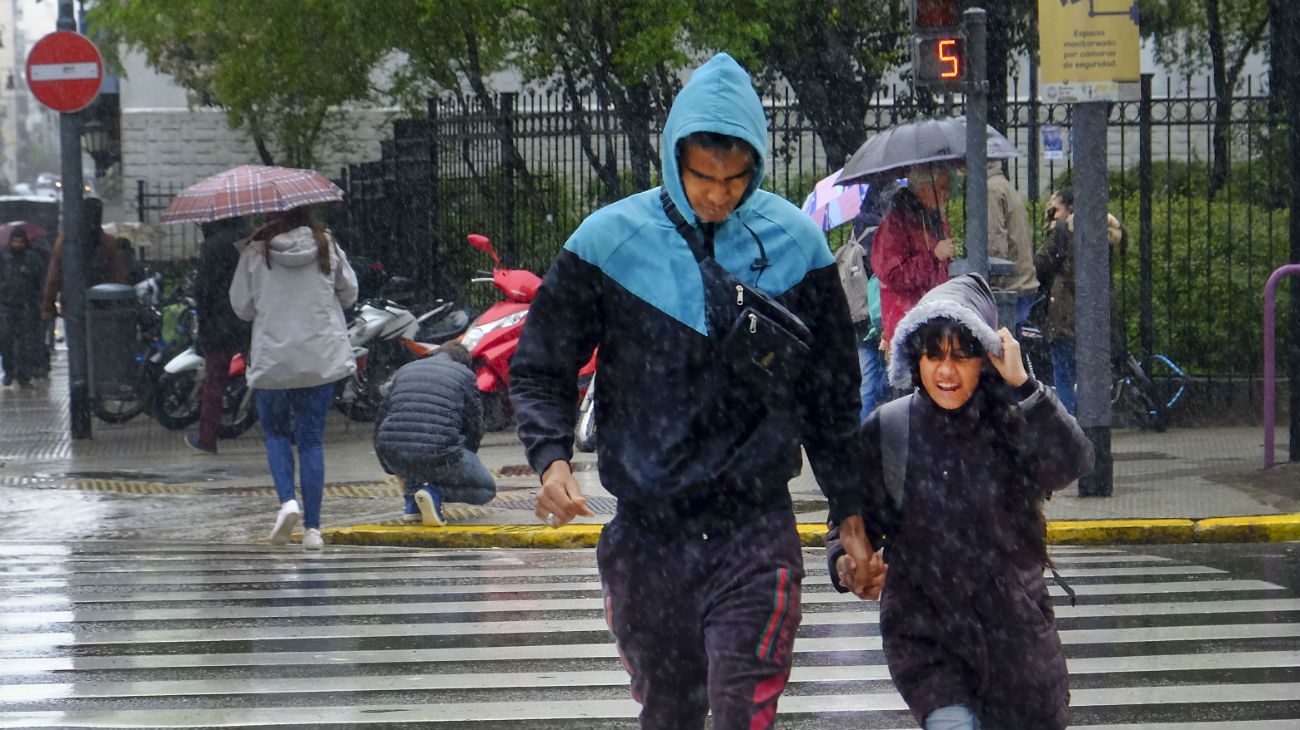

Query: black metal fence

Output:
[136, 75, 1291, 384]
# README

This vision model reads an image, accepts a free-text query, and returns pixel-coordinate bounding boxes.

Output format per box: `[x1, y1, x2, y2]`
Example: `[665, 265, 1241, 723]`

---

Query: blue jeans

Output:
[1050, 338, 1078, 416]
[1015, 293, 1037, 326]
[925, 704, 981, 730]
[256, 383, 335, 529]
[402, 448, 497, 506]
[857, 342, 888, 421]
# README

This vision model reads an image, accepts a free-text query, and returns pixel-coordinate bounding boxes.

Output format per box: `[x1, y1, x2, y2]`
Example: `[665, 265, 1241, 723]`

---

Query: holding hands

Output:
[835, 516, 889, 600]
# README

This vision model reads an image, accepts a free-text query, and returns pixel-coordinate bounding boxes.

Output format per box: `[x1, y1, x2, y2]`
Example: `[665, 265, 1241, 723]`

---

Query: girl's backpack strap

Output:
[878, 393, 913, 513]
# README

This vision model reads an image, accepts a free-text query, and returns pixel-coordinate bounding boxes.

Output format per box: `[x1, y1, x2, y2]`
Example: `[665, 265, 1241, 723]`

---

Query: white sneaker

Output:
[269, 501, 300, 545]
[302, 528, 324, 551]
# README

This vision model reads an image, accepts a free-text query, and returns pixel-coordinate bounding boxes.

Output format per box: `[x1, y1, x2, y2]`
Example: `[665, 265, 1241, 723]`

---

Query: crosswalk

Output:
[0, 541, 1296, 728]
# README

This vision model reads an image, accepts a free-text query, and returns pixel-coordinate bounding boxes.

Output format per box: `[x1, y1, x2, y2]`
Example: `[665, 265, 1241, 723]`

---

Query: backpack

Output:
[834, 226, 877, 327]
[874, 391, 1076, 604]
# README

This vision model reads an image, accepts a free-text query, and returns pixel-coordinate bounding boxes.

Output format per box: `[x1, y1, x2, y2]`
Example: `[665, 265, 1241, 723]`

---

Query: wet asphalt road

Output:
[0, 540, 1296, 729]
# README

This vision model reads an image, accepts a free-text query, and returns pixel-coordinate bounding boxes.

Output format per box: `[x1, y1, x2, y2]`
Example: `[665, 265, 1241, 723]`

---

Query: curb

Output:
[324, 514, 1300, 549]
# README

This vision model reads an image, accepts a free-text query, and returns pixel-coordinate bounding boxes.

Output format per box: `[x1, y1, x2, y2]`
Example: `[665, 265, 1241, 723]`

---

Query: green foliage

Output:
[1110, 190, 1292, 376]
[1138, 0, 1270, 79]
[89, 0, 388, 169]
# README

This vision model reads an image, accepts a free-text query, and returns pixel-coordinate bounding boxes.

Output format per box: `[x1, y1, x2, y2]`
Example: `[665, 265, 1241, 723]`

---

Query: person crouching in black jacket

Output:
[373, 343, 497, 525]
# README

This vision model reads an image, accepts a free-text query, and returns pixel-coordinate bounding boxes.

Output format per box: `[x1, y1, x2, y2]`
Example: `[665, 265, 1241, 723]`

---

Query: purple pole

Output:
[1264, 264, 1300, 468]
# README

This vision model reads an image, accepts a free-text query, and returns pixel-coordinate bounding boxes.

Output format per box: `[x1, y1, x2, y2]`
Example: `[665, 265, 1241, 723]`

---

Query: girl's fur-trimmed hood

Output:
[888, 274, 1002, 390]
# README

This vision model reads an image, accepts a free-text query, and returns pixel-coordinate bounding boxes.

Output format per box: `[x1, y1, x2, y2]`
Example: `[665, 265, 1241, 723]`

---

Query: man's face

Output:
[680, 144, 754, 223]
[919, 334, 982, 411]
[913, 169, 951, 210]
[9, 236, 27, 251]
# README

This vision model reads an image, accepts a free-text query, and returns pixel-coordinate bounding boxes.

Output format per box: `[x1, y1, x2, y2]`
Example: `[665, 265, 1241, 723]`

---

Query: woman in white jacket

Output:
[229, 206, 357, 550]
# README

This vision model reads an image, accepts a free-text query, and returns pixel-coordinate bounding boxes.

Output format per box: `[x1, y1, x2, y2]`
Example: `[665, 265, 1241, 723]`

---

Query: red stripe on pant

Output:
[749, 672, 790, 730]
[756, 567, 789, 660]
[604, 592, 642, 703]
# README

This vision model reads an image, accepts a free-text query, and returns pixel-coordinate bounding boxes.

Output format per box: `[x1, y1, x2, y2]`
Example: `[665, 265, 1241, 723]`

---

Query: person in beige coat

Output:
[985, 162, 1038, 326]
[229, 206, 357, 551]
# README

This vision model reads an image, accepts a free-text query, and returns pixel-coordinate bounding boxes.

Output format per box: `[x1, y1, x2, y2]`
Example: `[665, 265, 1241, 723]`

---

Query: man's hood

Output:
[661, 53, 767, 226]
[887, 273, 1002, 390]
[266, 227, 323, 268]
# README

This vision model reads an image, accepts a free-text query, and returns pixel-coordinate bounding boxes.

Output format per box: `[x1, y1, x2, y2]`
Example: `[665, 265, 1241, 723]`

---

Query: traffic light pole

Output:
[1074, 101, 1114, 496]
[963, 8, 989, 279]
[57, 0, 91, 439]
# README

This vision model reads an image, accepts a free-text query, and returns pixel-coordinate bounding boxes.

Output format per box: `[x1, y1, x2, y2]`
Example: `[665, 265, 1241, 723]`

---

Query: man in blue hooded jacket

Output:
[511, 53, 878, 730]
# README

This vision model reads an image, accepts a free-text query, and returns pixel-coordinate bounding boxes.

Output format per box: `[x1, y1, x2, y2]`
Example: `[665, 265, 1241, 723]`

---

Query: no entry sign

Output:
[26, 31, 104, 113]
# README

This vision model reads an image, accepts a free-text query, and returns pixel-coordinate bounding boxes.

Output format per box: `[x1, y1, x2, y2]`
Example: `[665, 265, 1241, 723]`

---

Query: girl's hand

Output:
[988, 327, 1029, 388]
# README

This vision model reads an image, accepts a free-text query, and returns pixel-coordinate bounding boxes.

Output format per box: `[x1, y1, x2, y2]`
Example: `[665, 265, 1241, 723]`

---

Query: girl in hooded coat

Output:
[230, 206, 357, 551]
[827, 274, 1094, 730]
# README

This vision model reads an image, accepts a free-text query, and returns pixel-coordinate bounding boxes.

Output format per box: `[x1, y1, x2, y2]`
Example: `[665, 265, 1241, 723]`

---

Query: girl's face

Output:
[919, 334, 982, 410]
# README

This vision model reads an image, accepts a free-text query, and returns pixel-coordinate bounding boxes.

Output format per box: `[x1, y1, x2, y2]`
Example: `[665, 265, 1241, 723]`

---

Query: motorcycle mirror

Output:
[467, 234, 501, 266]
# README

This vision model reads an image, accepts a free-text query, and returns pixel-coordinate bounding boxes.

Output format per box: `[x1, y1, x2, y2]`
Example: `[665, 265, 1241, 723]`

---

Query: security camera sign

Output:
[1039, 0, 1140, 103]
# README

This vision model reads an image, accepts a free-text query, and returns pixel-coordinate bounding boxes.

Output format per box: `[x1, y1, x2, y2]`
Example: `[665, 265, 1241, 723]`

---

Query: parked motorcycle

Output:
[460, 234, 596, 431]
[152, 319, 259, 438]
[336, 276, 469, 422]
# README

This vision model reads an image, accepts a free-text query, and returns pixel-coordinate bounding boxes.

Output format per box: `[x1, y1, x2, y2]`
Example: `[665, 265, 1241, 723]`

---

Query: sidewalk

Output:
[1, 353, 1296, 546]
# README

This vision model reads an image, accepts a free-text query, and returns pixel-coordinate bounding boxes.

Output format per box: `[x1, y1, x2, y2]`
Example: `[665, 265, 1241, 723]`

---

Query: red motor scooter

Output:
[461, 234, 596, 431]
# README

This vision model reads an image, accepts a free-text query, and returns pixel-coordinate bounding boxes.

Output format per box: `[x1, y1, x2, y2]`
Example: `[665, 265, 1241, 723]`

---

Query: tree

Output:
[512, 0, 696, 199]
[1139, 0, 1270, 197]
[702, 0, 911, 168]
[976, 1, 1034, 134]
[88, 0, 386, 169]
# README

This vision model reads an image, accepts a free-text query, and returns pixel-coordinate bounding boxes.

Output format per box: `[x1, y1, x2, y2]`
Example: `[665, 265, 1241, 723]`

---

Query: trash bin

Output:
[85, 284, 141, 399]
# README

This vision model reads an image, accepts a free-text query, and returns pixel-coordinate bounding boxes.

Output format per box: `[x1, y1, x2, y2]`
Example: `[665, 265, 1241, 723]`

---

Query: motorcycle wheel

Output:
[574, 381, 597, 453]
[94, 395, 146, 424]
[219, 376, 259, 439]
[151, 371, 202, 430]
[481, 389, 513, 432]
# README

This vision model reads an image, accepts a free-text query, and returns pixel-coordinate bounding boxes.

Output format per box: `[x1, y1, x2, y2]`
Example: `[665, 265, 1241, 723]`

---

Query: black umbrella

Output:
[837, 116, 1017, 185]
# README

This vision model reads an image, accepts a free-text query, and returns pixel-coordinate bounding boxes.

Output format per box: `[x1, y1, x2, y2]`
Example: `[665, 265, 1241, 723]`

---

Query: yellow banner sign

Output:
[1039, 0, 1141, 103]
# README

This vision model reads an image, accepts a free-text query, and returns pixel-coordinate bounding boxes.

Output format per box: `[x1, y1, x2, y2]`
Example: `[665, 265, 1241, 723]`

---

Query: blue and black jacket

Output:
[510, 53, 863, 534]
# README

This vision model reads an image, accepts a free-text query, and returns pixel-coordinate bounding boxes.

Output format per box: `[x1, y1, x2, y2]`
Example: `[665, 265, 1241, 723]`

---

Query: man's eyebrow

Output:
[685, 165, 752, 182]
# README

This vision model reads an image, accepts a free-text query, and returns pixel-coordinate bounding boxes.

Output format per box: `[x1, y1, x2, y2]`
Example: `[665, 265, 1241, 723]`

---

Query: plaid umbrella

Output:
[160, 165, 344, 224]
[800, 168, 869, 232]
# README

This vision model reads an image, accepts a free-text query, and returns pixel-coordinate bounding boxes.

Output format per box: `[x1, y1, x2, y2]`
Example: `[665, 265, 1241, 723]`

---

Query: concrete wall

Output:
[120, 107, 398, 189]
[117, 107, 400, 261]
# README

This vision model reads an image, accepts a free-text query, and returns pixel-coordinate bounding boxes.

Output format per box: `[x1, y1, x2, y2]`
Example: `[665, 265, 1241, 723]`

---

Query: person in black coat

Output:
[185, 218, 253, 453]
[827, 275, 1095, 730]
[373, 342, 496, 526]
[0, 227, 48, 387]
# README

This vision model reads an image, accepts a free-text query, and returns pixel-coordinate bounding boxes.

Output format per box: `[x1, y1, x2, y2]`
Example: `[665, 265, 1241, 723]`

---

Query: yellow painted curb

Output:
[324, 524, 606, 549]
[1047, 519, 1195, 544]
[1194, 514, 1300, 543]
[797, 523, 829, 547]
[326, 516, 1300, 549]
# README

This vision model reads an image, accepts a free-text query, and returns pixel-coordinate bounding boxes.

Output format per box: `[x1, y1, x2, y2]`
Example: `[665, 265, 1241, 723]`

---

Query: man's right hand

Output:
[535, 460, 594, 528]
[934, 238, 956, 261]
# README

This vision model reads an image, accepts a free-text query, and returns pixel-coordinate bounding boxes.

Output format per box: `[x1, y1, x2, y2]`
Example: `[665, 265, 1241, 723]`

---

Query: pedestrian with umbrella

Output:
[837, 117, 1018, 358]
[164, 165, 356, 551]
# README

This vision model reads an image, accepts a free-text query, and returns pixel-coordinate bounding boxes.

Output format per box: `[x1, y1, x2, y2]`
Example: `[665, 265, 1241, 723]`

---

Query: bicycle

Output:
[1017, 326, 1187, 432]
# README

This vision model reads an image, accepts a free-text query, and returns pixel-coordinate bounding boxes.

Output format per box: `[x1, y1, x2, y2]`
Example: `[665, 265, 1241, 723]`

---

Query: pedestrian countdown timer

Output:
[911, 0, 966, 91]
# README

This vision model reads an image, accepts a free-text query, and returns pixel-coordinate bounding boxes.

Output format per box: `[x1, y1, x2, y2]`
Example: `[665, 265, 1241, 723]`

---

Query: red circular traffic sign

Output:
[25, 31, 104, 113]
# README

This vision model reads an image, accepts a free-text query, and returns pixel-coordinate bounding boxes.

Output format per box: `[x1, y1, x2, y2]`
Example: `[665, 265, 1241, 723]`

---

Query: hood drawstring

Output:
[1050, 568, 1078, 607]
